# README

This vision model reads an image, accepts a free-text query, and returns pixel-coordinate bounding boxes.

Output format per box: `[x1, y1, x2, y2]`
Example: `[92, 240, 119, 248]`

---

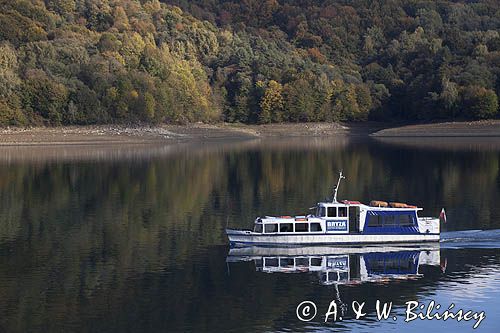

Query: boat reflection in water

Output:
[227, 244, 443, 285]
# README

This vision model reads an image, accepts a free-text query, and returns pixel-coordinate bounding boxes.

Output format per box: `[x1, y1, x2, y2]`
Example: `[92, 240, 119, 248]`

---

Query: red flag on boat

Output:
[439, 208, 447, 223]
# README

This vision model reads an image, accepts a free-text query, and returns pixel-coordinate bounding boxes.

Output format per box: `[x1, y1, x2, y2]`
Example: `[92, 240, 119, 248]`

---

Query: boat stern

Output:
[417, 217, 440, 235]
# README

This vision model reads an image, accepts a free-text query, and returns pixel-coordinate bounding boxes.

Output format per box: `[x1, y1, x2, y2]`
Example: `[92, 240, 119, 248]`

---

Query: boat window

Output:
[255, 259, 263, 268]
[281, 258, 294, 267]
[395, 259, 413, 271]
[311, 258, 322, 266]
[264, 258, 279, 267]
[317, 206, 326, 217]
[264, 224, 278, 233]
[310, 223, 322, 232]
[327, 207, 336, 217]
[370, 215, 383, 227]
[399, 214, 413, 226]
[279, 223, 293, 232]
[254, 224, 263, 233]
[295, 223, 308, 232]
[320, 272, 331, 283]
[383, 215, 397, 227]
[338, 207, 347, 217]
[295, 258, 309, 266]
[339, 272, 349, 281]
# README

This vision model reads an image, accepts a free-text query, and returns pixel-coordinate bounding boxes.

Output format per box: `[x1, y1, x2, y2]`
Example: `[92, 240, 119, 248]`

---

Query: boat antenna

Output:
[332, 171, 345, 203]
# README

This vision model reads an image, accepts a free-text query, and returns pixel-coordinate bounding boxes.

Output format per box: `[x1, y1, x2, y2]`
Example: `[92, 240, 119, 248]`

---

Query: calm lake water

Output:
[0, 137, 500, 332]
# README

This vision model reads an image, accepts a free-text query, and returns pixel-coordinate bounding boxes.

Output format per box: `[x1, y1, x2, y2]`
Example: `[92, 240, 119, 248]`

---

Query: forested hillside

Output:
[0, 0, 499, 126]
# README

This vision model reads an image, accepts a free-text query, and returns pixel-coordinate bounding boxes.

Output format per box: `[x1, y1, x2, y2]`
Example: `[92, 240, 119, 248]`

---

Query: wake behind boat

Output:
[226, 172, 443, 246]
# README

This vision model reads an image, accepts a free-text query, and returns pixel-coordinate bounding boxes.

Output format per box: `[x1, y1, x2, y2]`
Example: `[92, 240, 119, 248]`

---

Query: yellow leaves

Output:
[219, 30, 233, 45]
[143, 0, 162, 14]
[113, 6, 130, 32]
[473, 44, 488, 57]
[156, 44, 218, 122]
[106, 87, 118, 101]
[101, 51, 125, 65]
[129, 90, 139, 99]
[259, 80, 284, 123]
[415, 26, 425, 36]
[171, 22, 220, 59]
[326, 79, 369, 121]
[119, 32, 146, 68]
[142, 33, 156, 48]
[429, 38, 443, 54]
[330, 79, 344, 92]
[171, 6, 183, 16]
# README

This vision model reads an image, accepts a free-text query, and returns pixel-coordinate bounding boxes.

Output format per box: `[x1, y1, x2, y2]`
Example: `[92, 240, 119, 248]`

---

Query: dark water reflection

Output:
[0, 137, 499, 332]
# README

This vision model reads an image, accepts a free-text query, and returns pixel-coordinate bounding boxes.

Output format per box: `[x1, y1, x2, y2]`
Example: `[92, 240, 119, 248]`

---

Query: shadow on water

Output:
[0, 137, 499, 332]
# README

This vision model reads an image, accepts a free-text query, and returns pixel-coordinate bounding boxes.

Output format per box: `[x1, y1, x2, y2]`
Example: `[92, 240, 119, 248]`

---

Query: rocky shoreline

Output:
[0, 121, 498, 145]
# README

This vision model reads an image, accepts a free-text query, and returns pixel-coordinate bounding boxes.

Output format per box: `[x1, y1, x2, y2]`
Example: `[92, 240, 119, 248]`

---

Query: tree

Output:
[461, 86, 499, 119]
[113, 6, 130, 31]
[355, 84, 372, 120]
[97, 33, 121, 52]
[259, 80, 284, 123]
[0, 11, 47, 46]
[0, 43, 21, 99]
[46, 0, 76, 15]
[143, 92, 156, 121]
[437, 78, 459, 118]
[283, 78, 316, 122]
[0, 99, 26, 125]
[22, 70, 69, 124]
[84, 1, 114, 32]
[120, 32, 146, 69]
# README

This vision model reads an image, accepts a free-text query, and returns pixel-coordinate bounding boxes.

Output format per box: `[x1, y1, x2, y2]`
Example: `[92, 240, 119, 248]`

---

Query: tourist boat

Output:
[227, 245, 443, 285]
[226, 172, 442, 246]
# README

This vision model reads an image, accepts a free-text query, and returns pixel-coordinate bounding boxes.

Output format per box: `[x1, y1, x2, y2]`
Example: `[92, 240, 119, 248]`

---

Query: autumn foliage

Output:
[0, 0, 499, 125]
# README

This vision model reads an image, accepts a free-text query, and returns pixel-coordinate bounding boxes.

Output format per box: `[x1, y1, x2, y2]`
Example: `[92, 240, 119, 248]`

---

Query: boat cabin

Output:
[253, 200, 423, 235]
[315, 201, 361, 233]
[253, 215, 324, 234]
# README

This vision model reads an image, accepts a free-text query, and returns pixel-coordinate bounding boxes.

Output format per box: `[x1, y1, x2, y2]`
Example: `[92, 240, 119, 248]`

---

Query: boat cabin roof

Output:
[317, 201, 359, 207]
[316, 200, 422, 210]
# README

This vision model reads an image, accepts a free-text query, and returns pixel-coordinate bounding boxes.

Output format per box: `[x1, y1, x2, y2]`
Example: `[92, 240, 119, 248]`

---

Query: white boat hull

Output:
[226, 229, 439, 246]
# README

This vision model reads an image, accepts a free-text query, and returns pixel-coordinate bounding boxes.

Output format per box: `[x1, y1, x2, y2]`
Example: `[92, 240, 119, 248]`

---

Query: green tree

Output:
[0, 99, 26, 125]
[283, 77, 319, 122]
[46, 0, 75, 15]
[462, 86, 499, 119]
[0, 43, 21, 99]
[22, 70, 68, 124]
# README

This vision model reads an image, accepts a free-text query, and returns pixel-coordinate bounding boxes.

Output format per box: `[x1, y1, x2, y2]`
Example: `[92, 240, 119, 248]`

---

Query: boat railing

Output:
[419, 217, 437, 221]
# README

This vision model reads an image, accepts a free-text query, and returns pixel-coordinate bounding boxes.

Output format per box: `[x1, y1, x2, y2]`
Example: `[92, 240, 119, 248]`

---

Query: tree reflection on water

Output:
[0, 137, 499, 332]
